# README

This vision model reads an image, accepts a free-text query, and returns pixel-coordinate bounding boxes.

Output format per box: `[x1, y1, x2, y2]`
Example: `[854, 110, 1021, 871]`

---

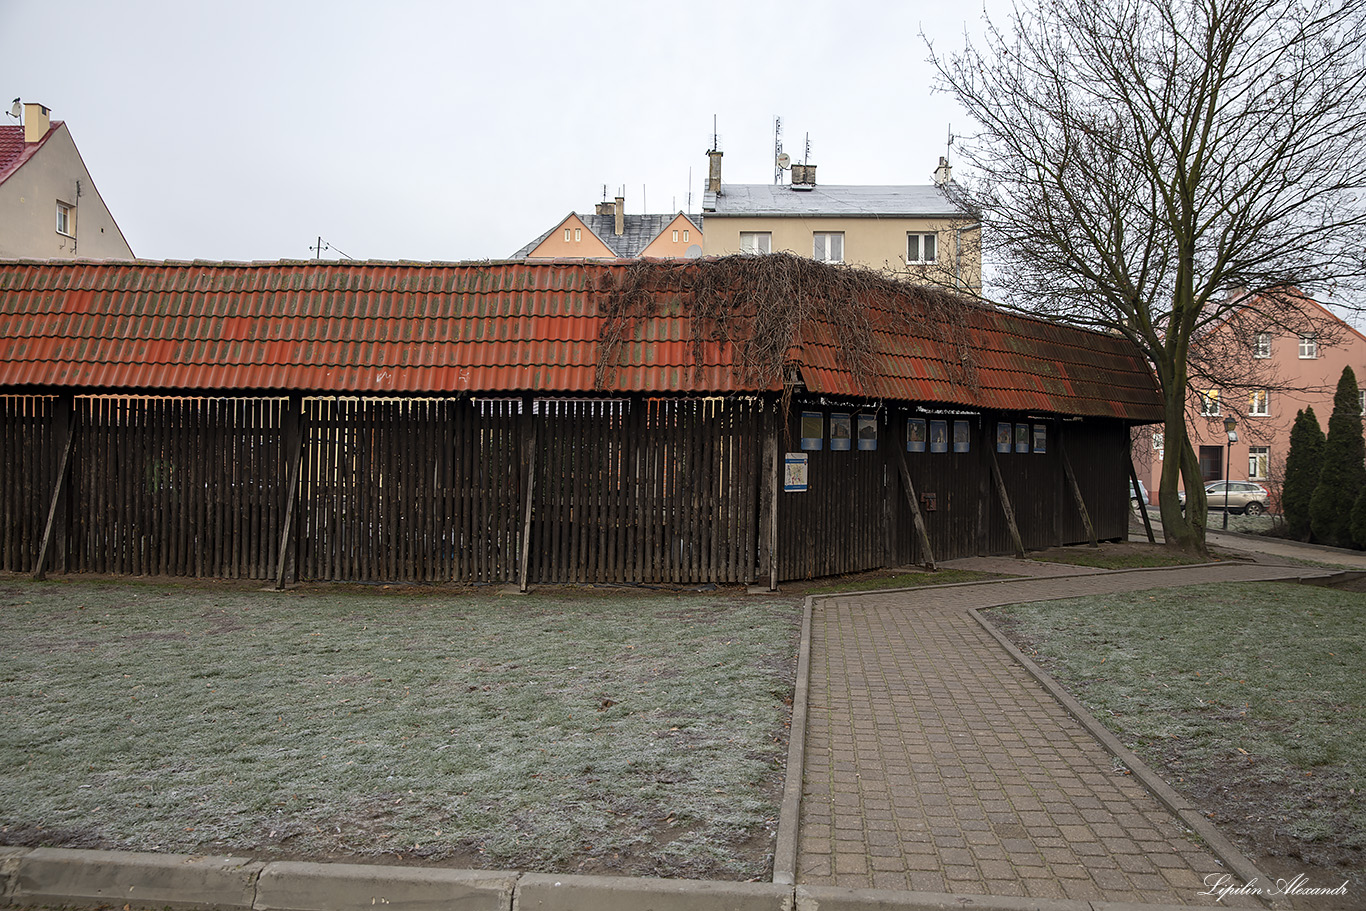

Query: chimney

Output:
[790, 163, 816, 190]
[707, 149, 723, 193]
[933, 156, 952, 187]
[596, 201, 615, 216]
[23, 102, 51, 144]
[614, 195, 625, 236]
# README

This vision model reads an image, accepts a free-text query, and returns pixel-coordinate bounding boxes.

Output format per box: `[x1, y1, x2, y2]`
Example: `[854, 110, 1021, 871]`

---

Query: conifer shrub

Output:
[1309, 367, 1366, 547]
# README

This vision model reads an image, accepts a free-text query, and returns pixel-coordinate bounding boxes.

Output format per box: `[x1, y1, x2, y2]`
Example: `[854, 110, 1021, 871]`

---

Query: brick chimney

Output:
[707, 149, 723, 193]
[614, 195, 625, 236]
[23, 102, 51, 144]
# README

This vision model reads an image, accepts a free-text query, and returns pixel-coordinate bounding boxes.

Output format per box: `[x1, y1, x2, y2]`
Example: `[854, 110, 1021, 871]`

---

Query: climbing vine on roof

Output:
[593, 253, 983, 394]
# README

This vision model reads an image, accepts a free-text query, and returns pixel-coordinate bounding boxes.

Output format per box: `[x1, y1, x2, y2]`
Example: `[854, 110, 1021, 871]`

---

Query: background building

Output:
[0, 101, 133, 260]
[700, 151, 980, 293]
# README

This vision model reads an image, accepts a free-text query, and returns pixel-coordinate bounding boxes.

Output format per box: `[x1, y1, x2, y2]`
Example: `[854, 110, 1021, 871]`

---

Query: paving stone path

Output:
[796, 561, 1318, 905]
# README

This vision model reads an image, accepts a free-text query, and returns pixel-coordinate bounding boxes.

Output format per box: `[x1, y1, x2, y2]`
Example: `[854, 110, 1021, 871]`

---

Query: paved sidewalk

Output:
[796, 561, 1321, 905]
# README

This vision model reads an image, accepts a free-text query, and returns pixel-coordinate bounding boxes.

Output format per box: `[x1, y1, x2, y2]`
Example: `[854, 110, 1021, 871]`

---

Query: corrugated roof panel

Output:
[0, 259, 1162, 419]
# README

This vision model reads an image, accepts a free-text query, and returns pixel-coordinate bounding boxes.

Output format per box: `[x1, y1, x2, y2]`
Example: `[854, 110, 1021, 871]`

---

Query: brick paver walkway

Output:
[797, 562, 1316, 905]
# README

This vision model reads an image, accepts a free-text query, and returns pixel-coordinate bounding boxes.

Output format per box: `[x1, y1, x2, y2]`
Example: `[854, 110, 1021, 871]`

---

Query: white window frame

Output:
[574, 228, 582, 242]
[56, 202, 73, 237]
[564, 228, 571, 242]
[682, 230, 689, 243]
[672, 230, 679, 243]
[1253, 332, 1271, 358]
[1199, 389, 1221, 416]
[1360, 391, 1364, 416]
[739, 232, 772, 255]
[813, 232, 844, 263]
[1248, 390, 1270, 416]
[1299, 334, 1317, 358]
[907, 232, 938, 264]
[1248, 446, 1269, 480]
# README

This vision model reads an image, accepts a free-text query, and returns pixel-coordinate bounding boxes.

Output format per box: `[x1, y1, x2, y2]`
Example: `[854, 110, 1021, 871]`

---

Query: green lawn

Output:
[0, 579, 800, 879]
[990, 582, 1365, 877]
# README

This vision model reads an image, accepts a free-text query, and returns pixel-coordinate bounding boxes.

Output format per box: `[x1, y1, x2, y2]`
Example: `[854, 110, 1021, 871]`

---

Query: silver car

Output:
[1196, 480, 1271, 515]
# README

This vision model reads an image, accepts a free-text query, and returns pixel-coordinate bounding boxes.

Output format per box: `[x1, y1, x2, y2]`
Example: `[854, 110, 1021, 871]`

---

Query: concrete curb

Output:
[0, 849, 1251, 911]
[773, 596, 815, 885]
[254, 861, 518, 911]
[968, 608, 1290, 911]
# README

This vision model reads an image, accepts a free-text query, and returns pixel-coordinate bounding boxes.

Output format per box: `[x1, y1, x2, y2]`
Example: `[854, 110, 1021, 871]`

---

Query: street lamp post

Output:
[1223, 415, 1238, 530]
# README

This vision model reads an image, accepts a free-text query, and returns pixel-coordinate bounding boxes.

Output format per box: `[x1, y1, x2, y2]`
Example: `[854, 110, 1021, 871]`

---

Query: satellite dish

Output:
[9, 98, 20, 119]
[776, 152, 791, 170]
[685, 244, 703, 259]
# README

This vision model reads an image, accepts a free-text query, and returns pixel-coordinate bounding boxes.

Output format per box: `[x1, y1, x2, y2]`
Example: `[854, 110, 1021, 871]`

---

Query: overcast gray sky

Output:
[4, 0, 995, 263]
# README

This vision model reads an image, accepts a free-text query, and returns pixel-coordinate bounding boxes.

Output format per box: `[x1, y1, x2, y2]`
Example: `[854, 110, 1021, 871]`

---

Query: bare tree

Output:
[930, 0, 1366, 554]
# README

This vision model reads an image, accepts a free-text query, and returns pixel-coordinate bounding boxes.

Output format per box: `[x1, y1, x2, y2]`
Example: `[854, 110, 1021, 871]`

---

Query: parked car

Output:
[1129, 479, 1148, 507]
[1180, 480, 1271, 515]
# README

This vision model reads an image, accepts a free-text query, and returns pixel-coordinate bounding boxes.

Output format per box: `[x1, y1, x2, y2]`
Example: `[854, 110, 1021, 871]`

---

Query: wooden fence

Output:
[1, 393, 1131, 586]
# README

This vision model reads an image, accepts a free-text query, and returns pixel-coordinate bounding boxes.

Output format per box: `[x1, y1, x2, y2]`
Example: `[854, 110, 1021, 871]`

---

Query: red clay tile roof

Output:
[0, 258, 1163, 421]
[0, 122, 59, 185]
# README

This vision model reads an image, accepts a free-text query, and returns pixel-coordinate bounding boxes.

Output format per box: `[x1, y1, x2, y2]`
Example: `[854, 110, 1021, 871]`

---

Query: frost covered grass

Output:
[0, 579, 800, 879]
[989, 583, 1365, 877]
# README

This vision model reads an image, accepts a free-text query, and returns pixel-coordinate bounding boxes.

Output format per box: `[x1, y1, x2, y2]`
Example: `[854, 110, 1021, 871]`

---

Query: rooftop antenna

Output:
[946, 124, 954, 164]
[803, 132, 811, 166]
[687, 166, 692, 212]
[710, 114, 719, 152]
[773, 116, 785, 185]
[602, 184, 608, 202]
[309, 237, 354, 260]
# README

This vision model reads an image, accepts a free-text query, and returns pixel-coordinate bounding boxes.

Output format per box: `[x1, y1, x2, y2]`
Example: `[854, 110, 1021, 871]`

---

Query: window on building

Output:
[56, 202, 73, 237]
[564, 228, 571, 242]
[682, 230, 689, 243]
[813, 232, 844, 263]
[739, 232, 772, 255]
[1199, 389, 1221, 416]
[1249, 390, 1270, 416]
[1360, 391, 1364, 416]
[1248, 446, 1269, 479]
[1254, 332, 1271, 358]
[672, 230, 679, 243]
[907, 232, 937, 264]
[1299, 334, 1317, 358]
[574, 228, 582, 242]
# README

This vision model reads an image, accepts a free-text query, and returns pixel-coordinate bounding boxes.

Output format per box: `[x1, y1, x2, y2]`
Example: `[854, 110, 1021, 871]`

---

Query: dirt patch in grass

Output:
[988, 582, 1364, 902]
[0, 577, 801, 880]
[1029, 540, 1250, 570]
[782, 566, 1009, 594]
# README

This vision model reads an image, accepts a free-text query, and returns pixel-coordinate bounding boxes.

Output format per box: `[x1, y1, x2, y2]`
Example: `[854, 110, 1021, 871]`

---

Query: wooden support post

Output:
[894, 423, 936, 570]
[518, 398, 537, 592]
[33, 395, 76, 580]
[1129, 453, 1157, 544]
[1059, 429, 1098, 547]
[764, 402, 780, 592]
[274, 395, 305, 590]
[985, 433, 1026, 558]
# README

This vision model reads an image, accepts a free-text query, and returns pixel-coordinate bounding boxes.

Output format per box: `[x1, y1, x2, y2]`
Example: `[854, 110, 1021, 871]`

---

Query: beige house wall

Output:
[1139, 303, 1366, 506]
[0, 124, 133, 260]
[638, 214, 700, 258]
[701, 214, 980, 291]
[525, 213, 615, 259]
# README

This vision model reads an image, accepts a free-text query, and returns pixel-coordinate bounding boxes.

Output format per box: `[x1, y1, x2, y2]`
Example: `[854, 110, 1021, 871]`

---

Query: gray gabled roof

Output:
[702, 183, 964, 218]
[512, 212, 704, 258]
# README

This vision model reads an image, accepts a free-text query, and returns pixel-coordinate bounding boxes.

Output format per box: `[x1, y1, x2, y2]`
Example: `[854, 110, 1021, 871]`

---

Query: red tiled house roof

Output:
[0, 121, 60, 185]
[0, 258, 1163, 421]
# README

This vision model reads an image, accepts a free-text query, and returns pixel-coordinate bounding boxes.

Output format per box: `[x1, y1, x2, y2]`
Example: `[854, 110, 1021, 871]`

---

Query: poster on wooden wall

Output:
[930, 420, 949, 453]
[857, 414, 877, 450]
[830, 413, 852, 451]
[997, 422, 1012, 453]
[1015, 423, 1030, 453]
[907, 418, 927, 452]
[784, 453, 809, 492]
[953, 420, 970, 453]
[801, 412, 823, 450]
[1033, 424, 1047, 453]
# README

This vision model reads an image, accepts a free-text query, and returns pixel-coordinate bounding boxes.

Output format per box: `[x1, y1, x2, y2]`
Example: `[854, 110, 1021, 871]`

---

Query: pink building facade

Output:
[1136, 296, 1366, 510]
